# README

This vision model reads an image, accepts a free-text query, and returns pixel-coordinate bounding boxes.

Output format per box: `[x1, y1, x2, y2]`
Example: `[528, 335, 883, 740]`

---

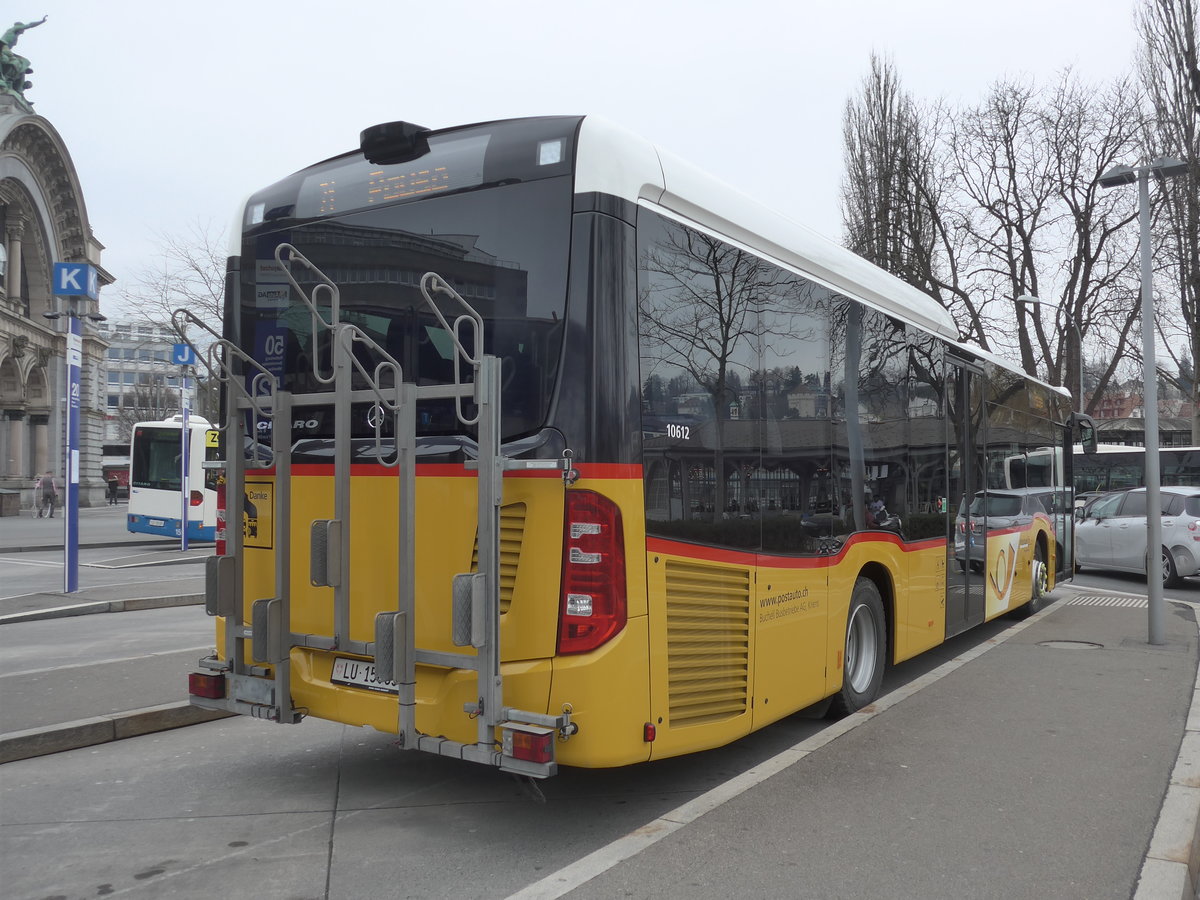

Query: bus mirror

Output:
[1074, 413, 1098, 455]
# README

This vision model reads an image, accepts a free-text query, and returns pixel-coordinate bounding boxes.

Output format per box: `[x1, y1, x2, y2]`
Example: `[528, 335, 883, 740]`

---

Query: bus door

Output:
[946, 358, 986, 637]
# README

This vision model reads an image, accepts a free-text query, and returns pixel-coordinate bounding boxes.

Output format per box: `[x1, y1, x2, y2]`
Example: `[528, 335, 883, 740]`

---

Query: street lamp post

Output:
[1099, 156, 1190, 646]
[1015, 294, 1084, 412]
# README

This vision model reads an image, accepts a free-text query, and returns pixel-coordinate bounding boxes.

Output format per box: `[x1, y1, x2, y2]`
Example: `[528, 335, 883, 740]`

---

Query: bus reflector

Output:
[644, 722, 656, 742]
[189, 672, 225, 699]
[558, 490, 627, 655]
[502, 723, 554, 764]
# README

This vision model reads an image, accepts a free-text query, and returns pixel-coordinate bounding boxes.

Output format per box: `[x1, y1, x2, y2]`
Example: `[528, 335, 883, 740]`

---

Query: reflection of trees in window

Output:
[640, 220, 806, 522]
[830, 301, 912, 532]
[906, 329, 947, 537]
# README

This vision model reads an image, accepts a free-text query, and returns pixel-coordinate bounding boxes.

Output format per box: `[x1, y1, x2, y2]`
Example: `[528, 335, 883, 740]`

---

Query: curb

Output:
[0, 539, 181, 554]
[0, 702, 234, 764]
[0, 593, 204, 625]
[1134, 602, 1200, 900]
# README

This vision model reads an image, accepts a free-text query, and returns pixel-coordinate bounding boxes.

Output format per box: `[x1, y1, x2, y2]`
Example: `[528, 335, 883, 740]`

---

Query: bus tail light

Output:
[215, 476, 227, 556]
[190, 489, 204, 507]
[189, 671, 225, 699]
[558, 490, 627, 655]
[502, 723, 554, 764]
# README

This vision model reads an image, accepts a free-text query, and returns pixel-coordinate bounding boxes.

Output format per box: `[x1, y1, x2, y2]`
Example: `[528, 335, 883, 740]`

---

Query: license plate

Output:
[149, 519, 165, 527]
[330, 657, 398, 694]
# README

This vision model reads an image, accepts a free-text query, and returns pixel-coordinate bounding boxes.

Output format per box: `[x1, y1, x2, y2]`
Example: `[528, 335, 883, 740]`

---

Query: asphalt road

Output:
[0, 606, 213, 732]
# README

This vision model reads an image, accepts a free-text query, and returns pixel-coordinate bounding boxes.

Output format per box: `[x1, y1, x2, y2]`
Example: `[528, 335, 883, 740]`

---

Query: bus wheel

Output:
[830, 578, 886, 717]
[1015, 541, 1049, 619]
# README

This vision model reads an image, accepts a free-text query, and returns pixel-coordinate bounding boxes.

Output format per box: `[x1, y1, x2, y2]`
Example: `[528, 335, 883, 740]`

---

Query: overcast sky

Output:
[19, 0, 1141, 315]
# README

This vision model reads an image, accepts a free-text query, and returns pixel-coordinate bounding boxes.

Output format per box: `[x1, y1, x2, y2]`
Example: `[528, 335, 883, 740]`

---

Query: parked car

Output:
[1074, 486, 1200, 587]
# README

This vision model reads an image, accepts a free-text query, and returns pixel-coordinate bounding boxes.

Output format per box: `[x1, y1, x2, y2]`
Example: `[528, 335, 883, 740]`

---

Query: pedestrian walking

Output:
[34, 470, 57, 518]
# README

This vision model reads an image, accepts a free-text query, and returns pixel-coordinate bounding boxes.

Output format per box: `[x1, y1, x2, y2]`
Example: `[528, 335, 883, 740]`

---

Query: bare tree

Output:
[948, 79, 1058, 355]
[1029, 73, 1144, 415]
[1137, 0, 1200, 440]
[904, 72, 1145, 414]
[114, 220, 226, 425]
[116, 219, 226, 339]
[842, 54, 937, 286]
[840, 55, 983, 339]
[114, 383, 180, 442]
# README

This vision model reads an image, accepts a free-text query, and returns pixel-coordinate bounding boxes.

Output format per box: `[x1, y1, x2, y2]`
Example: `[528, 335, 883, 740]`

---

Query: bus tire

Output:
[1015, 540, 1049, 619]
[829, 578, 886, 717]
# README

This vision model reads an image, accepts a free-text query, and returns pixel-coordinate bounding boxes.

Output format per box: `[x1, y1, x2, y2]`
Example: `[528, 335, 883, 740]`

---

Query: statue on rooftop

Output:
[1, 16, 47, 110]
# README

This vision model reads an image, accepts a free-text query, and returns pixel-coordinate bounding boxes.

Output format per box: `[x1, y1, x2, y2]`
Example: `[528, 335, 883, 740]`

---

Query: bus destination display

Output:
[296, 133, 489, 218]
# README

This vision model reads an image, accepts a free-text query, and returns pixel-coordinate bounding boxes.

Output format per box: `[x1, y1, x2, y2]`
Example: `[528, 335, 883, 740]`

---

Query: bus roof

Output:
[575, 115, 961, 344]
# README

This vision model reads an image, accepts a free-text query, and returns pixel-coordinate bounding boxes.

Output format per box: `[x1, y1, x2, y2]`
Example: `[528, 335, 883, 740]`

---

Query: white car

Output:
[1074, 486, 1200, 587]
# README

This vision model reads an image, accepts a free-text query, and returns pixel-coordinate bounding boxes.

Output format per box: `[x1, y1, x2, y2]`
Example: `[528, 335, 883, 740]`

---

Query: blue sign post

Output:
[52, 262, 98, 594]
[64, 317, 81, 592]
[173, 343, 196, 551]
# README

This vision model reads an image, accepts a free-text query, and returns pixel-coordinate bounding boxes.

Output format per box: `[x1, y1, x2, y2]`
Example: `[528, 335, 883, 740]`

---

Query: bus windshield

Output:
[240, 121, 577, 446]
[131, 426, 184, 491]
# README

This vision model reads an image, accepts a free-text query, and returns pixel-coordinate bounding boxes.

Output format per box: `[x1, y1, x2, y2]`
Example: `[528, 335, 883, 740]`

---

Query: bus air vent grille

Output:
[470, 502, 527, 615]
[664, 559, 750, 727]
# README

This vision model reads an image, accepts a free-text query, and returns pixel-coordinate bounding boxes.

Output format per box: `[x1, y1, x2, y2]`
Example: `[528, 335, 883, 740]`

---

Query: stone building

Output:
[0, 87, 113, 510]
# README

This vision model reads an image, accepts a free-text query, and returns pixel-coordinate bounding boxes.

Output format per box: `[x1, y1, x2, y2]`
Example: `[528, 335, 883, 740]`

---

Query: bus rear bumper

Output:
[128, 513, 215, 542]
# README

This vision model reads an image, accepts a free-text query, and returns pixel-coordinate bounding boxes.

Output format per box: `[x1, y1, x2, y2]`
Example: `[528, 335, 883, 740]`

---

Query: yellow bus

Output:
[185, 115, 1077, 778]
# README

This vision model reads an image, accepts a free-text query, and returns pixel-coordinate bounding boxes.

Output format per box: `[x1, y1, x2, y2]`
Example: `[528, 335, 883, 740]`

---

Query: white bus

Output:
[1073, 444, 1200, 494]
[127, 415, 219, 541]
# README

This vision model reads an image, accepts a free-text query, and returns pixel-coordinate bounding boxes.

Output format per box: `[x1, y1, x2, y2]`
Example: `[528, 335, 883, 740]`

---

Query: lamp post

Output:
[43, 304, 107, 593]
[1099, 156, 1189, 645]
[1015, 294, 1084, 412]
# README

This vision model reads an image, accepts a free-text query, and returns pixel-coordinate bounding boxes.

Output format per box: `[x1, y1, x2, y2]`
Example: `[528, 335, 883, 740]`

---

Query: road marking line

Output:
[0, 577, 204, 603]
[0, 556, 60, 568]
[0, 646, 213, 678]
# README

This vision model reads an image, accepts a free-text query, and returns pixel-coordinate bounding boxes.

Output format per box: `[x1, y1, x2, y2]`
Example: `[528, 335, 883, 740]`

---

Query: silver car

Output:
[1074, 486, 1200, 587]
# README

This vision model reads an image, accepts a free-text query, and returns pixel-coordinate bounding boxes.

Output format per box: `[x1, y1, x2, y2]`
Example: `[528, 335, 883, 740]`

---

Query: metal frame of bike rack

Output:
[184, 246, 574, 776]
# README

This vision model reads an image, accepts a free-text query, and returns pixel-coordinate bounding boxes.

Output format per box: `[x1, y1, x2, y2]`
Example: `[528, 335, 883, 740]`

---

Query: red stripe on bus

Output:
[251, 463, 643, 479]
[648, 531, 949, 568]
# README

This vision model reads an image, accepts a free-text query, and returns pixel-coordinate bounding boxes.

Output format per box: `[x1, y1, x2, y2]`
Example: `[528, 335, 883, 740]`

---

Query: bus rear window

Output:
[131, 427, 182, 491]
[241, 176, 571, 444]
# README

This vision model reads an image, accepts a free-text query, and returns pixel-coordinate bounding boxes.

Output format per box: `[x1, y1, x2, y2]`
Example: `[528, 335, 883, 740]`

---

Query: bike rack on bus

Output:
[184, 247, 574, 777]
[172, 307, 303, 726]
